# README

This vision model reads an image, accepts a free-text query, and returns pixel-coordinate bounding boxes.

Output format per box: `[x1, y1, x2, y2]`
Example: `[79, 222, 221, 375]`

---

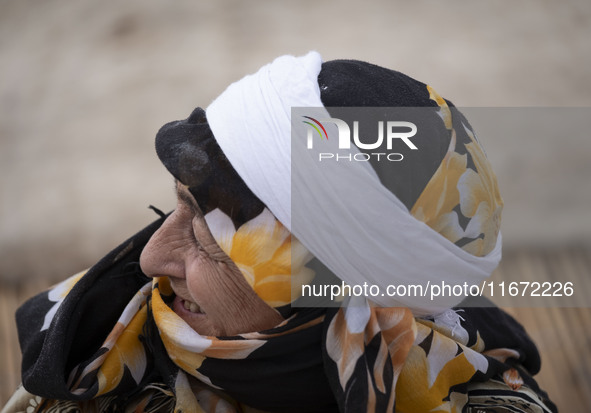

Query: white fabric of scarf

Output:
[206, 51, 502, 315]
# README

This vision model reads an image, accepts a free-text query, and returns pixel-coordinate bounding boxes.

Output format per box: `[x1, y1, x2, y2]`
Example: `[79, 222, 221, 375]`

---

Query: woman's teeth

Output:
[183, 299, 204, 314]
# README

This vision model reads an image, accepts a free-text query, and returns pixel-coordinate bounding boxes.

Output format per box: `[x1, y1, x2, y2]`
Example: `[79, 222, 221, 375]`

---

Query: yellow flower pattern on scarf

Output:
[411, 86, 503, 257]
[70, 282, 152, 396]
[395, 321, 488, 412]
[95, 305, 148, 396]
[204, 207, 315, 307]
[458, 126, 503, 256]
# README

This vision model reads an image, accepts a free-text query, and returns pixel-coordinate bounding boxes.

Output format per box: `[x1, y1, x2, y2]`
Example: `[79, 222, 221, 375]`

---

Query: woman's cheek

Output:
[185, 257, 233, 311]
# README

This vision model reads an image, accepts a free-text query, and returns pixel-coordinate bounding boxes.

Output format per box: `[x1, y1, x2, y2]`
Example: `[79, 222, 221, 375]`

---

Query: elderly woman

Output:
[4, 53, 555, 413]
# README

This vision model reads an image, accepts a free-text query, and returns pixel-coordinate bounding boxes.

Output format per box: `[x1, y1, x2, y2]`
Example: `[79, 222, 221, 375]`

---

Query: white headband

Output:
[206, 51, 502, 315]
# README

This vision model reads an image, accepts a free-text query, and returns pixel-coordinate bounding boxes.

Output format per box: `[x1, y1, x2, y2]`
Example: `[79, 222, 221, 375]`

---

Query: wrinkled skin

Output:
[140, 182, 283, 336]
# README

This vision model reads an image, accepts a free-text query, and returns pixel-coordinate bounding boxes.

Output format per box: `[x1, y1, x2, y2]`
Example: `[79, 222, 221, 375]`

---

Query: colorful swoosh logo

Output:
[302, 116, 328, 140]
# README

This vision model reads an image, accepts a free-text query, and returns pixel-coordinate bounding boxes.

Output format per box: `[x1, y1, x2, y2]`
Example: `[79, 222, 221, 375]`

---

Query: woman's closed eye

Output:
[175, 184, 232, 263]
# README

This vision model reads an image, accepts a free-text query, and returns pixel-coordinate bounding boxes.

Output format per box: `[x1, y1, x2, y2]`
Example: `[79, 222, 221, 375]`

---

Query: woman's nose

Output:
[139, 215, 186, 280]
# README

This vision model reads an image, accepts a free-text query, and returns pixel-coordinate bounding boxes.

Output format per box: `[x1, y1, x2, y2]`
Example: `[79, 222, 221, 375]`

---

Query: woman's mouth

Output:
[182, 298, 205, 314]
[173, 295, 206, 317]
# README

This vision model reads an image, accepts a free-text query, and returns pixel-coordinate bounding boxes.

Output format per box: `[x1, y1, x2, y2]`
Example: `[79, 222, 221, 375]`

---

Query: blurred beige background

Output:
[1, 0, 590, 409]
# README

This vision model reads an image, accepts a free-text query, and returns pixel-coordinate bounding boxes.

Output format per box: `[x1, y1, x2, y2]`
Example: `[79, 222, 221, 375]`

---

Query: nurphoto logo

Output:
[302, 116, 418, 162]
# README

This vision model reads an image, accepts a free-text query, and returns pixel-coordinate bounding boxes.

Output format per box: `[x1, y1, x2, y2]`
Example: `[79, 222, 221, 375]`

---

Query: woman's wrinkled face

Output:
[139, 182, 283, 336]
